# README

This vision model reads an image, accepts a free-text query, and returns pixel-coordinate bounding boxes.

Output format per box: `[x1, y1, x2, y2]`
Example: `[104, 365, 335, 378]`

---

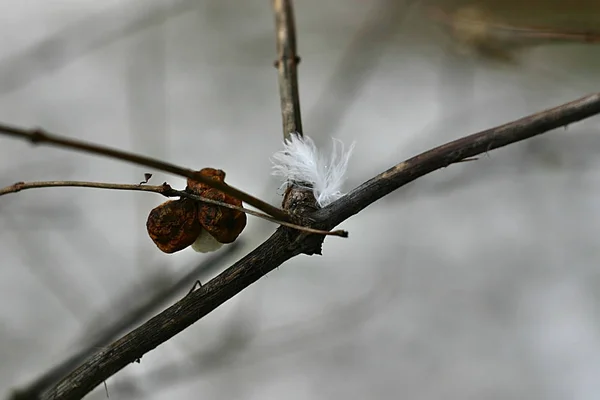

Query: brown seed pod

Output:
[186, 168, 226, 195]
[196, 188, 247, 244]
[146, 198, 202, 253]
[186, 168, 246, 244]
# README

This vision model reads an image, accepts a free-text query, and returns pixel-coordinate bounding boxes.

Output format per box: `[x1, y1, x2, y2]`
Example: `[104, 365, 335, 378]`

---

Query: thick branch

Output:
[38, 227, 318, 400]
[317, 93, 600, 226]
[31, 92, 600, 400]
[10, 245, 240, 400]
[0, 124, 289, 221]
[273, 0, 303, 139]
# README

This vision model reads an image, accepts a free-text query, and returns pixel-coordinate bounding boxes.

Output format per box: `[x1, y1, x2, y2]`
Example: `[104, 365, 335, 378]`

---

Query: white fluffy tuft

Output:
[191, 229, 224, 253]
[271, 133, 355, 207]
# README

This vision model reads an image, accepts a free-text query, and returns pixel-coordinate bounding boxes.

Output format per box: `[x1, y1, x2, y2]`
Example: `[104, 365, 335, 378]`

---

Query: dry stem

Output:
[0, 124, 289, 222]
[273, 0, 303, 140]
[0, 180, 347, 237]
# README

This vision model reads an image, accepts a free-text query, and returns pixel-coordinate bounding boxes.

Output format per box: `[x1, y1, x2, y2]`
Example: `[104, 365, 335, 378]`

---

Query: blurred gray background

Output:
[1, 0, 600, 398]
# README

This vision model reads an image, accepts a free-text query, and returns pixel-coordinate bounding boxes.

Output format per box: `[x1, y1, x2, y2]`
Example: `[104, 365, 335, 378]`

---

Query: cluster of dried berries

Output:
[146, 168, 247, 253]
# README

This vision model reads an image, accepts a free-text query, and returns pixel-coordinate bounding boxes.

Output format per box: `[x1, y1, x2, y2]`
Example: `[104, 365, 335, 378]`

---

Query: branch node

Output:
[273, 55, 301, 68]
[159, 182, 173, 196]
[30, 128, 47, 144]
[12, 181, 25, 192]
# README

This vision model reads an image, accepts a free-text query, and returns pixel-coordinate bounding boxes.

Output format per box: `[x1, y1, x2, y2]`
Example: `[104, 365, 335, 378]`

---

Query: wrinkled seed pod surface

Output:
[185, 167, 246, 243]
[146, 198, 202, 253]
[186, 168, 226, 195]
[197, 188, 247, 244]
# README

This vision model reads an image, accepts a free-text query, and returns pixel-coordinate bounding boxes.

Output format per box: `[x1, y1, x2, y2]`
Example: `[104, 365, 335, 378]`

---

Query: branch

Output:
[0, 180, 347, 237]
[317, 93, 600, 226]
[32, 92, 600, 400]
[0, 124, 289, 221]
[8, 0, 600, 396]
[273, 0, 303, 139]
[0, 180, 170, 196]
[10, 245, 240, 400]
[272, 0, 318, 221]
[37, 227, 315, 400]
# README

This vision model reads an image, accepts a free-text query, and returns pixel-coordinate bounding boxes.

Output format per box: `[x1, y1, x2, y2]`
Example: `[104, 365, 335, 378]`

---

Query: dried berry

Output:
[196, 188, 246, 243]
[146, 198, 201, 253]
[186, 168, 247, 244]
[186, 168, 226, 195]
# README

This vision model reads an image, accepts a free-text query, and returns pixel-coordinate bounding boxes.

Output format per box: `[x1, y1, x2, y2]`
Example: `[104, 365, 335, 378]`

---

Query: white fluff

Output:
[191, 229, 224, 253]
[271, 133, 355, 207]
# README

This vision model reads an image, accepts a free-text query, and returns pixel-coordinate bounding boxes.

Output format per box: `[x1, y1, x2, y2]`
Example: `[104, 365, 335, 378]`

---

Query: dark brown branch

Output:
[23, 93, 598, 397]
[316, 93, 600, 226]
[0, 124, 289, 222]
[37, 226, 323, 400]
[273, 0, 303, 139]
[0, 180, 347, 237]
[33, 93, 600, 400]
[10, 245, 240, 400]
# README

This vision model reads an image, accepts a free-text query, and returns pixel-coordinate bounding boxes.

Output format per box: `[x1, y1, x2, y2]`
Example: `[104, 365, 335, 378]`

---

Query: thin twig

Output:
[272, 0, 319, 220]
[0, 124, 289, 222]
[273, 0, 303, 140]
[428, 5, 600, 48]
[0, 180, 169, 196]
[0, 180, 348, 237]
[180, 190, 348, 237]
